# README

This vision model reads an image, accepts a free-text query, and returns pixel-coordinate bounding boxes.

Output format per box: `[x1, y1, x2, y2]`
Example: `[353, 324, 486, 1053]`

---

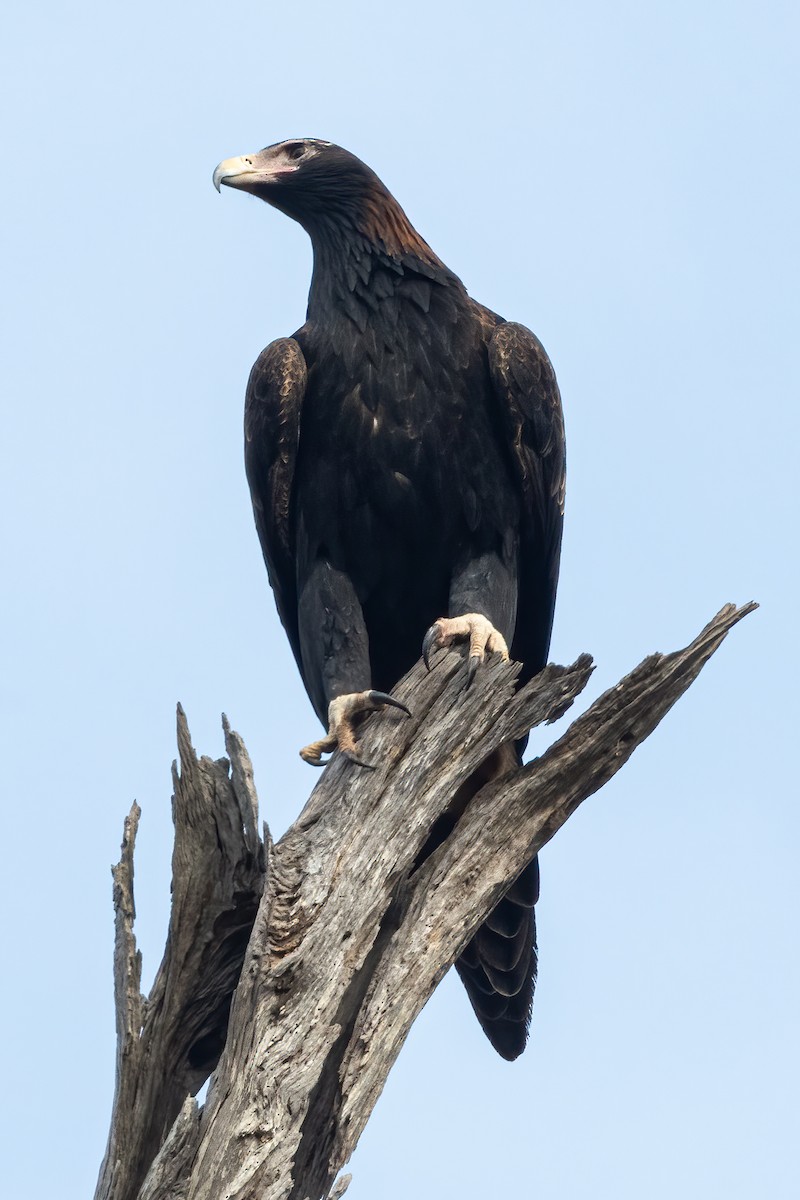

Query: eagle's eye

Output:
[285, 144, 305, 162]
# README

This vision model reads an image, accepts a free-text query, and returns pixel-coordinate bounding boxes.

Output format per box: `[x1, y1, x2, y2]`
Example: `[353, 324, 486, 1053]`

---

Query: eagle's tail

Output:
[455, 857, 539, 1060]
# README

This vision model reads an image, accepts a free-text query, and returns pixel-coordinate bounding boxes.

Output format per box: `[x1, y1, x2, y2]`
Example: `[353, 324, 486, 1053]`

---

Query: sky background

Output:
[1, 1, 798, 1195]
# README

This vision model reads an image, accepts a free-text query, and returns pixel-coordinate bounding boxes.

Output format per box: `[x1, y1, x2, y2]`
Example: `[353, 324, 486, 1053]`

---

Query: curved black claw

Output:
[466, 654, 481, 688]
[305, 746, 376, 770]
[343, 749, 377, 770]
[367, 690, 412, 717]
[422, 624, 441, 671]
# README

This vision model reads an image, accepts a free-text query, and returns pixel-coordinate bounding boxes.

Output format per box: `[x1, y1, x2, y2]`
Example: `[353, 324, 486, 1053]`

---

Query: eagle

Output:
[213, 139, 566, 1060]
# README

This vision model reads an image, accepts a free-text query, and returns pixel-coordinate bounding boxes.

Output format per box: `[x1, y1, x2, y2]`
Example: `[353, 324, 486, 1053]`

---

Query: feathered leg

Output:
[422, 547, 518, 682]
[296, 559, 409, 767]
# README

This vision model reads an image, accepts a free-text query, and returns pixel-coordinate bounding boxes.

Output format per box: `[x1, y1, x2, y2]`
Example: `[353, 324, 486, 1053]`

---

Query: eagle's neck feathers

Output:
[303, 186, 463, 330]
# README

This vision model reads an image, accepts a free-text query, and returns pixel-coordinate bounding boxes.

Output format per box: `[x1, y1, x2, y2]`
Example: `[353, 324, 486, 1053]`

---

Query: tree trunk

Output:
[95, 602, 755, 1200]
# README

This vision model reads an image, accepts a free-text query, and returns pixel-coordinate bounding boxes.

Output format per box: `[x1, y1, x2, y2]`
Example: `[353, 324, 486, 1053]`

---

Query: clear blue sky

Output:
[1, 1, 797, 1196]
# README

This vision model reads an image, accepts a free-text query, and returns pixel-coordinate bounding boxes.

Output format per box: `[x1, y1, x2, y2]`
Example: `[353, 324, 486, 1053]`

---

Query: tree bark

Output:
[96, 602, 755, 1200]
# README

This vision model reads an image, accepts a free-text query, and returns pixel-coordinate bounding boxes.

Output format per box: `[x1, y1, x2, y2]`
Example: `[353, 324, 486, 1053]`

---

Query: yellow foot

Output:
[422, 613, 510, 685]
[299, 690, 411, 769]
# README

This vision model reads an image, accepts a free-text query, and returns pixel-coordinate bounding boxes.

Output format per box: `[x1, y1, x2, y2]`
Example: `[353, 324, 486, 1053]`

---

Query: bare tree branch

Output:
[97, 602, 755, 1200]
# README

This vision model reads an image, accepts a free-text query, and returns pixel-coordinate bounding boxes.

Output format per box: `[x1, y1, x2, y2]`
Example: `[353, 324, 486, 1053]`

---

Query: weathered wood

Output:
[96, 709, 267, 1200]
[98, 603, 755, 1200]
[138, 1099, 201, 1200]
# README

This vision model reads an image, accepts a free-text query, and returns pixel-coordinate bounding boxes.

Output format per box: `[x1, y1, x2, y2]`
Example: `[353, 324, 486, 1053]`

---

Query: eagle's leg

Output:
[422, 548, 518, 684]
[299, 690, 411, 768]
[297, 559, 409, 767]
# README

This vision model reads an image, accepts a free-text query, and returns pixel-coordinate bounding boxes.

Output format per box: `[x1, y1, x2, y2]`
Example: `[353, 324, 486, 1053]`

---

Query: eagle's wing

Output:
[453, 322, 565, 1061]
[244, 337, 307, 673]
[488, 320, 566, 680]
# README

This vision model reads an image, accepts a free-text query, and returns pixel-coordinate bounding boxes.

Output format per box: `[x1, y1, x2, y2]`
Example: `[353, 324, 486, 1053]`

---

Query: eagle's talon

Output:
[367, 689, 412, 717]
[299, 737, 335, 766]
[299, 689, 408, 768]
[422, 614, 510, 682]
[343, 749, 377, 770]
[422, 624, 442, 670]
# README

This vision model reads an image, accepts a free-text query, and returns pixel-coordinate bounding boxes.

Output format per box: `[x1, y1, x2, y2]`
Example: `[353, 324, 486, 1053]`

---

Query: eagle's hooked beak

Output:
[213, 155, 260, 193]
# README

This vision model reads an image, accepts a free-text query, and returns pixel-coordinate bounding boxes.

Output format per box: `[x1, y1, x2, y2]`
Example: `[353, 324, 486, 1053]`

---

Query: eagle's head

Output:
[213, 138, 440, 265]
[213, 139, 382, 223]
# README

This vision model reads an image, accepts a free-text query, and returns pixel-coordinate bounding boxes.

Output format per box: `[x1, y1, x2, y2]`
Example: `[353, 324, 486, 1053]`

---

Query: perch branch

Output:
[98, 602, 755, 1200]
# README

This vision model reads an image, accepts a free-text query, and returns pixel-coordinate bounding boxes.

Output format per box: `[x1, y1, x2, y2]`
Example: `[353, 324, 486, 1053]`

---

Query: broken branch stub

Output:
[96, 709, 267, 1200]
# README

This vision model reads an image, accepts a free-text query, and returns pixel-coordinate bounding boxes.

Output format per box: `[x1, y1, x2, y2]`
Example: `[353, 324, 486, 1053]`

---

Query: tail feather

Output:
[484, 902, 527, 937]
[474, 921, 528, 974]
[455, 858, 539, 1061]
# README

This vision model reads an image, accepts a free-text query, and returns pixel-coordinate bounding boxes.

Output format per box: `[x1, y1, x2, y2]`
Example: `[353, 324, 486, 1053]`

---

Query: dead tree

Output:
[95, 602, 754, 1200]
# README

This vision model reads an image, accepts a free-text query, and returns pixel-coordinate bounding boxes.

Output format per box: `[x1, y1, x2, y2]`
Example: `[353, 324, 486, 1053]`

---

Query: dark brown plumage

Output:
[214, 138, 566, 1059]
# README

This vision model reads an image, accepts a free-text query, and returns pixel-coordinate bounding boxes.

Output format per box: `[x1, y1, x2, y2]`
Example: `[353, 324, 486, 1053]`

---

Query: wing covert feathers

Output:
[488, 321, 566, 680]
[244, 337, 307, 668]
[488, 320, 566, 525]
